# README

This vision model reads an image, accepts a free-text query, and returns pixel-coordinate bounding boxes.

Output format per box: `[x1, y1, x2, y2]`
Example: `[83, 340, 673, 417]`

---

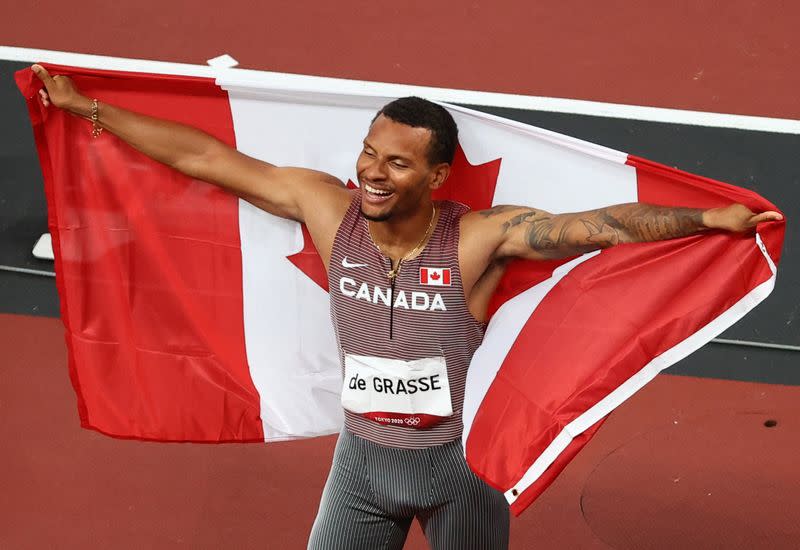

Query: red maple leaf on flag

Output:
[430, 271, 441, 280]
[431, 145, 502, 211]
[287, 145, 503, 292]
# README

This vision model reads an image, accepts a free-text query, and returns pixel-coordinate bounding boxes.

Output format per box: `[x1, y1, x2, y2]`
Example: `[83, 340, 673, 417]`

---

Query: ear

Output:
[428, 163, 451, 190]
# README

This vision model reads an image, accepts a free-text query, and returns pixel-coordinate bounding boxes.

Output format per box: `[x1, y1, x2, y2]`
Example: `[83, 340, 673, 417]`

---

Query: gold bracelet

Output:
[90, 98, 103, 138]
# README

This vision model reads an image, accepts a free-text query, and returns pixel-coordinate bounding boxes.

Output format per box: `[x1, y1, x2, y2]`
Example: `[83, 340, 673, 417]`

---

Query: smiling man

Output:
[32, 64, 781, 550]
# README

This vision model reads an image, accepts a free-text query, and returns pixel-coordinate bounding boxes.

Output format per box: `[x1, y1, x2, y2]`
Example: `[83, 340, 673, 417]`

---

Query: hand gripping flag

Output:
[16, 64, 784, 514]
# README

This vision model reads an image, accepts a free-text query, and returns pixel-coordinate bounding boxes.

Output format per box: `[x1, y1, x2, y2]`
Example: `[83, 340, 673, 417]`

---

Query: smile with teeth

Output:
[364, 183, 394, 197]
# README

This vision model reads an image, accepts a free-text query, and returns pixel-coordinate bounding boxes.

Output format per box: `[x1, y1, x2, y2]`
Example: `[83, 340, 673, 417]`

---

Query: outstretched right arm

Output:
[31, 64, 350, 223]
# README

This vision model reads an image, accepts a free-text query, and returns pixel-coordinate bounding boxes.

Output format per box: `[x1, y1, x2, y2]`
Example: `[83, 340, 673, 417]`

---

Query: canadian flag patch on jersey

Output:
[420, 267, 451, 286]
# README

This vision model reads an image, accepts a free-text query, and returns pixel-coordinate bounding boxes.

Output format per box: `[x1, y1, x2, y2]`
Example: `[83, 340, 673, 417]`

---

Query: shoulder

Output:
[298, 174, 355, 219]
[296, 177, 355, 237]
[457, 206, 513, 265]
[460, 204, 525, 234]
[299, 186, 359, 270]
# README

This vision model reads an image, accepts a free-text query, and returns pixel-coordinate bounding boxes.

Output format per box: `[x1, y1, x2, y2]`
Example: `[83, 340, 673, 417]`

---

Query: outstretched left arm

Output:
[481, 203, 782, 261]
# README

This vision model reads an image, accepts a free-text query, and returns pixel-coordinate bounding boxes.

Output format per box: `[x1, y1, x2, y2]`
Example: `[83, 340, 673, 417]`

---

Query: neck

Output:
[368, 200, 436, 258]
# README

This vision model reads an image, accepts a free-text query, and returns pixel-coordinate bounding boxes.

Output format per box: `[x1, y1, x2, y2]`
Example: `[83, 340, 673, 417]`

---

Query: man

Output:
[32, 64, 781, 550]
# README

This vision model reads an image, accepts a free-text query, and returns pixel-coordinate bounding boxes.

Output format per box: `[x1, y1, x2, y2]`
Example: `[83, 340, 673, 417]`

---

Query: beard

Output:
[360, 206, 392, 222]
[361, 208, 392, 222]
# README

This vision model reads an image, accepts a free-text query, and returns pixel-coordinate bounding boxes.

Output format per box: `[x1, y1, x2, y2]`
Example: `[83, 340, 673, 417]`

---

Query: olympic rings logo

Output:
[404, 417, 421, 426]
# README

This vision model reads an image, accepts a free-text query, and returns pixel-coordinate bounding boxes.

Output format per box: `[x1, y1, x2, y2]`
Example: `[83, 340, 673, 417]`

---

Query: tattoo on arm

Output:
[485, 203, 706, 259]
[485, 206, 584, 258]
[478, 205, 520, 218]
[503, 210, 572, 255]
[603, 204, 705, 242]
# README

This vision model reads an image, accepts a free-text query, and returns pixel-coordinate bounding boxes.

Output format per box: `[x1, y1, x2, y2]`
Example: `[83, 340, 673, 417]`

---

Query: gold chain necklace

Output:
[368, 205, 436, 280]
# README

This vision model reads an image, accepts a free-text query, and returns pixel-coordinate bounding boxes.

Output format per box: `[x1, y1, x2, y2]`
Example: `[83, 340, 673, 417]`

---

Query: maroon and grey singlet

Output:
[328, 196, 486, 449]
[309, 196, 509, 550]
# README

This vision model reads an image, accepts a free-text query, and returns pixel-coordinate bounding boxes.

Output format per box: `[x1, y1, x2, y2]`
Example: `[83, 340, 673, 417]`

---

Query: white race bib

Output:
[341, 354, 453, 429]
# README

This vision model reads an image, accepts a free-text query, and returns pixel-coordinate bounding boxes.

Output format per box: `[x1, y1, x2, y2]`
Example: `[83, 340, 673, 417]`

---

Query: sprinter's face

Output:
[357, 115, 447, 221]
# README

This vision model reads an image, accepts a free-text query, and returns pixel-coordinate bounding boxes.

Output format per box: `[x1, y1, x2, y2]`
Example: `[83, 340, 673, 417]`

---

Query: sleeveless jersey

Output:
[329, 196, 485, 449]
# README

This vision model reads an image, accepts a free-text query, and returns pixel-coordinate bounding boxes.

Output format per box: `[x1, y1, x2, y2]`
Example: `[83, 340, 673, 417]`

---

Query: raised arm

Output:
[31, 64, 350, 223]
[473, 202, 782, 261]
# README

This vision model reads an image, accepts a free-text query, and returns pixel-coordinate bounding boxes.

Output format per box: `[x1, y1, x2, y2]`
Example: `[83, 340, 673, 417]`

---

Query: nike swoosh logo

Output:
[342, 257, 368, 269]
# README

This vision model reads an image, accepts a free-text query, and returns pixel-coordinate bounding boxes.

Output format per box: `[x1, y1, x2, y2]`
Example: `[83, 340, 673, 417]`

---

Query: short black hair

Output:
[373, 97, 458, 165]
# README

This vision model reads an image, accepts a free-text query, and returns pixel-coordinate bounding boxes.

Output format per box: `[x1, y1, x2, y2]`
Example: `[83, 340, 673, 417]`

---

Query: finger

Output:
[38, 89, 50, 107]
[31, 64, 56, 87]
[749, 211, 783, 225]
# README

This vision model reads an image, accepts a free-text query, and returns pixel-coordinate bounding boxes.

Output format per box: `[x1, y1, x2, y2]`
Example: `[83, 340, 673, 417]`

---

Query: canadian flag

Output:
[15, 64, 784, 514]
[420, 267, 451, 286]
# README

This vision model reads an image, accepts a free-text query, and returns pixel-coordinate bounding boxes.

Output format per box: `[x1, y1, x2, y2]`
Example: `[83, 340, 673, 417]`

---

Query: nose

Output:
[362, 157, 387, 182]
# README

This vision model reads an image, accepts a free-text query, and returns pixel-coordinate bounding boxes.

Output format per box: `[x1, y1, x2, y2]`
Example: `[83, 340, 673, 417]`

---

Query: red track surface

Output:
[4, 1, 800, 119]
